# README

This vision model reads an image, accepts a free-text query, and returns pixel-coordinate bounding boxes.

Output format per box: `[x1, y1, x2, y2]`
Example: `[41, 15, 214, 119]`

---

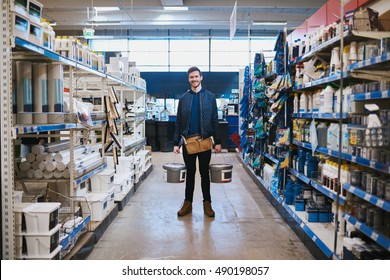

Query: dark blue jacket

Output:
[174, 88, 221, 146]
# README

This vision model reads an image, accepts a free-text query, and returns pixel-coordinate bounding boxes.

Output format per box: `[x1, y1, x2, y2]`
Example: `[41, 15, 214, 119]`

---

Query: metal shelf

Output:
[264, 153, 278, 164]
[343, 183, 390, 212]
[14, 120, 105, 134]
[269, 185, 340, 258]
[343, 213, 390, 251]
[293, 141, 390, 174]
[288, 167, 346, 205]
[350, 90, 390, 101]
[291, 30, 351, 65]
[288, 167, 311, 184]
[348, 52, 390, 71]
[291, 112, 347, 119]
[75, 164, 107, 185]
[13, 37, 146, 93]
[311, 180, 345, 206]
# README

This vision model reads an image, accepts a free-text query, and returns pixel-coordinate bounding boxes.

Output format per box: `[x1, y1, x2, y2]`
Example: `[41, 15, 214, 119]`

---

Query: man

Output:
[173, 66, 222, 217]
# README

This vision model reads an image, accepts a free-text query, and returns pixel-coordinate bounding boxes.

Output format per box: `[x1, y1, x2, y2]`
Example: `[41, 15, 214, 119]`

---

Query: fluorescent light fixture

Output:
[252, 21, 287, 26]
[94, 7, 120, 12]
[87, 21, 122, 26]
[163, 6, 188, 11]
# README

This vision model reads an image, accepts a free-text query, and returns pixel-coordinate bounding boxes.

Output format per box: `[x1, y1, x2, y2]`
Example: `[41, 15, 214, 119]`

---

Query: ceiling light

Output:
[252, 21, 287, 26]
[163, 6, 188, 11]
[87, 21, 122, 26]
[94, 7, 120, 12]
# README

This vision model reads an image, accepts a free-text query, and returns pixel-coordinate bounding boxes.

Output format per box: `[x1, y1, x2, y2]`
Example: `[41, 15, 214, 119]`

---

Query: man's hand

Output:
[214, 144, 222, 153]
[173, 146, 181, 154]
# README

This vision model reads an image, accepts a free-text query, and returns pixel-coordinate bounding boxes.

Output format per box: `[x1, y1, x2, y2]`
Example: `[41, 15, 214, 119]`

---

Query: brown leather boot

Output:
[203, 201, 215, 217]
[177, 200, 192, 216]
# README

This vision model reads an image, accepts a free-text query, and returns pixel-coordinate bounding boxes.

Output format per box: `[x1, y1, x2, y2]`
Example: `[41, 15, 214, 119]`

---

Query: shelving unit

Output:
[1, 26, 149, 258]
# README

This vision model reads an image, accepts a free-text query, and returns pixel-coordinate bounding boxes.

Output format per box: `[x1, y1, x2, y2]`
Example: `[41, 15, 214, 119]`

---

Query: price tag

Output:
[305, 82, 311, 88]
[364, 193, 372, 201]
[370, 232, 378, 241]
[312, 236, 317, 242]
[365, 92, 371, 100]
[300, 222, 305, 229]
[382, 91, 388, 99]
[375, 56, 381, 64]
[370, 161, 376, 169]
[352, 156, 357, 162]
[376, 200, 384, 208]
[355, 221, 361, 229]
[349, 186, 356, 193]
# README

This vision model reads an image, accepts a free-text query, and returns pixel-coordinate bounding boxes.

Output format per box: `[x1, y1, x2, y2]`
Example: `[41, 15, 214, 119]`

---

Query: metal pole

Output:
[333, 0, 345, 258]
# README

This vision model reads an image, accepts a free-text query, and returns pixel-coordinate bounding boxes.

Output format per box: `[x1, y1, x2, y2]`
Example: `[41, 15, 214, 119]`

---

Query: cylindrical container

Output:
[350, 170, 362, 188]
[162, 163, 186, 183]
[209, 164, 233, 183]
[16, 61, 33, 124]
[33, 63, 48, 124]
[350, 42, 357, 63]
[299, 92, 308, 113]
[47, 64, 64, 123]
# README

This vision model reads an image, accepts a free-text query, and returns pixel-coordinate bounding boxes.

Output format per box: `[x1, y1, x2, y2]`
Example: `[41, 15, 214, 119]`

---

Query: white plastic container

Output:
[14, 203, 33, 234]
[15, 224, 61, 257]
[41, 20, 55, 50]
[11, 0, 28, 17]
[90, 169, 115, 192]
[12, 12, 30, 40]
[81, 192, 110, 222]
[299, 92, 308, 113]
[17, 245, 61, 260]
[29, 21, 42, 46]
[22, 202, 60, 233]
[293, 93, 299, 114]
[320, 85, 335, 113]
[28, 0, 43, 24]
[97, 52, 104, 72]
[117, 156, 135, 174]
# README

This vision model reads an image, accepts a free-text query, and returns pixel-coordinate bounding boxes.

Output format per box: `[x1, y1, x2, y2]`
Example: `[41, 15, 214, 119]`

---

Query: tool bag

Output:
[182, 135, 213, 154]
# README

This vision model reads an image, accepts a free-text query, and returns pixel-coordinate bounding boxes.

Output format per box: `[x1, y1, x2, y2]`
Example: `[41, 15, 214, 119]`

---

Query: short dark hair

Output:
[187, 66, 202, 77]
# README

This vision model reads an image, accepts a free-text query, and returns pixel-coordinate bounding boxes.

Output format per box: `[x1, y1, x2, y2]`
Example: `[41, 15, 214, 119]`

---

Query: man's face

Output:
[188, 71, 202, 89]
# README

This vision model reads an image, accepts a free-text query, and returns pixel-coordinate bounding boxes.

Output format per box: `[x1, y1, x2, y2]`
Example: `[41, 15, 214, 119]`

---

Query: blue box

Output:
[294, 197, 305, 211]
[319, 207, 332, 222]
[306, 204, 319, 222]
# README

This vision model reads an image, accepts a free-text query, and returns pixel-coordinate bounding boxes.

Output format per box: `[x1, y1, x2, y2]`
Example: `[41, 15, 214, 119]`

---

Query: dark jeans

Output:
[182, 145, 212, 202]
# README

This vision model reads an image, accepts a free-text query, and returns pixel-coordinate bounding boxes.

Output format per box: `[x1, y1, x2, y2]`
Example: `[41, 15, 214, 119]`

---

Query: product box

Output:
[306, 204, 319, 222]
[12, 12, 30, 40]
[294, 197, 305, 211]
[28, 0, 43, 24]
[90, 168, 115, 192]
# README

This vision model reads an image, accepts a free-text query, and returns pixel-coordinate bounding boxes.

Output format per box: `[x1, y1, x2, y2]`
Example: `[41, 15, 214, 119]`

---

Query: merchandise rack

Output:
[343, 183, 390, 212]
[293, 141, 390, 174]
[343, 213, 390, 251]
[240, 156, 343, 259]
[0, 22, 149, 257]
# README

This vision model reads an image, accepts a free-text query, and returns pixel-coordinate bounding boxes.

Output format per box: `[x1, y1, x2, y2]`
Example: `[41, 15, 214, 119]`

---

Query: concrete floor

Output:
[86, 152, 315, 260]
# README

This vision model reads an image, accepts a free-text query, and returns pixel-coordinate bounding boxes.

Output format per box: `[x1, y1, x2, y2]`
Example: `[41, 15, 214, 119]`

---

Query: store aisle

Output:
[86, 152, 314, 260]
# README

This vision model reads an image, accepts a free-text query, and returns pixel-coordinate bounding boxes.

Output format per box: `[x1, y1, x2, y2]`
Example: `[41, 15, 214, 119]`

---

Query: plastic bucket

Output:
[209, 164, 233, 183]
[162, 163, 186, 183]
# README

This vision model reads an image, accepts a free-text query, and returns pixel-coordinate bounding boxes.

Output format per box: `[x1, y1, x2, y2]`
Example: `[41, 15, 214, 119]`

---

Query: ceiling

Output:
[39, 0, 327, 38]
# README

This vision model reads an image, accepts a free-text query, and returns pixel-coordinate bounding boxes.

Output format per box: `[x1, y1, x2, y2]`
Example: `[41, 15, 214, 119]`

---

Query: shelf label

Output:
[376, 200, 384, 208]
[352, 156, 357, 162]
[355, 221, 361, 229]
[300, 222, 305, 229]
[382, 91, 388, 99]
[370, 161, 376, 169]
[365, 92, 371, 99]
[364, 193, 372, 201]
[370, 232, 378, 241]
[305, 82, 311, 88]
[349, 186, 356, 193]
[312, 235, 317, 242]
